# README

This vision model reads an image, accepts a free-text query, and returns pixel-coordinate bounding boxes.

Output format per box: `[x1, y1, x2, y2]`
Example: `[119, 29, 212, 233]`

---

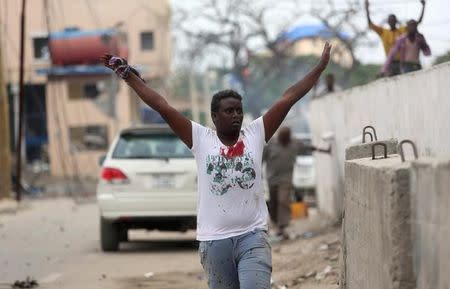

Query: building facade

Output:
[0, 0, 172, 177]
[277, 24, 353, 68]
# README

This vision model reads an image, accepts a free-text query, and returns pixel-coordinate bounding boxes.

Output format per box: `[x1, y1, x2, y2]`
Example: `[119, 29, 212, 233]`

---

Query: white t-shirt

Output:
[191, 117, 269, 241]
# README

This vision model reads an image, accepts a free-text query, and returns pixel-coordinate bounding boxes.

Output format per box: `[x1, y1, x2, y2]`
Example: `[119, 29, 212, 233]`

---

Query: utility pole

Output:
[0, 27, 12, 199]
[202, 70, 212, 127]
[189, 71, 200, 123]
[15, 0, 27, 202]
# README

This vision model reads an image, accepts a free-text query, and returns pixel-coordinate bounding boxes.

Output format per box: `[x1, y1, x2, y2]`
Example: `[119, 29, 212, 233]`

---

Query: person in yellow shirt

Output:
[365, 0, 426, 76]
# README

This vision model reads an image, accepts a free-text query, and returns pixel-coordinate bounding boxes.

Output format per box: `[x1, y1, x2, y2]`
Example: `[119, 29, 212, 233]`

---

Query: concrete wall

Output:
[309, 62, 450, 218]
[344, 156, 414, 289]
[410, 159, 450, 289]
[310, 93, 346, 218]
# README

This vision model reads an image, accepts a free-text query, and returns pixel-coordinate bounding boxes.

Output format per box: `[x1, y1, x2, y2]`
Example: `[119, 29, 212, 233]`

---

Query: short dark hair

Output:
[210, 90, 243, 113]
[407, 19, 417, 26]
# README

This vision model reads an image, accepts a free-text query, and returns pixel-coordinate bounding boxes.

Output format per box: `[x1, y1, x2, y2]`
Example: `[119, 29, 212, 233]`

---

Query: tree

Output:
[309, 0, 371, 71]
[173, 0, 372, 114]
[173, 0, 304, 116]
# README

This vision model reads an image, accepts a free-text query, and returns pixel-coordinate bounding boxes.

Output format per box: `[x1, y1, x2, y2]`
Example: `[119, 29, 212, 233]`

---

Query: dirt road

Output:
[0, 198, 340, 289]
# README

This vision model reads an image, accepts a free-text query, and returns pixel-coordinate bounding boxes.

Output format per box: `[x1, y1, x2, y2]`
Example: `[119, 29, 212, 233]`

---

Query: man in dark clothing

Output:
[263, 126, 330, 239]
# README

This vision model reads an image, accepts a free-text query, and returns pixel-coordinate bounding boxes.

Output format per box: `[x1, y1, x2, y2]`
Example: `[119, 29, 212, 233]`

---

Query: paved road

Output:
[0, 198, 204, 289]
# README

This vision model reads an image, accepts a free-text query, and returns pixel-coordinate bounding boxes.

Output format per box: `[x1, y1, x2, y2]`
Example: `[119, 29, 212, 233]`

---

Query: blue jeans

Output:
[198, 229, 272, 289]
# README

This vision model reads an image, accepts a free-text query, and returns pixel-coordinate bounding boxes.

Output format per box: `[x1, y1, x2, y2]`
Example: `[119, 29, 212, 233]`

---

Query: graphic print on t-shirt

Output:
[205, 141, 256, 196]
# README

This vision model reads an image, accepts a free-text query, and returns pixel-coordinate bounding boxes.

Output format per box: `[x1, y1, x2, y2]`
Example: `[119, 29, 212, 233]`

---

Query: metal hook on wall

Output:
[398, 140, 418, 162]
[362, 126, 378, 143]
[362, 131, 374, 143]
[371, 142, 388, 160]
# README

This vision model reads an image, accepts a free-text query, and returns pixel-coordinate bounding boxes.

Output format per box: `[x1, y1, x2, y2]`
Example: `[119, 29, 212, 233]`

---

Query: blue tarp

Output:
[277, 24, 350, 43]
[37, 65, 148, 77]
[50, 27, 117, 40]
[36, 65, 112, 76]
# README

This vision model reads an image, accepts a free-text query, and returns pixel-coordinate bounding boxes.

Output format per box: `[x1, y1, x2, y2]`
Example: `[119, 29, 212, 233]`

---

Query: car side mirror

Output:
[98, 155, 106, 166]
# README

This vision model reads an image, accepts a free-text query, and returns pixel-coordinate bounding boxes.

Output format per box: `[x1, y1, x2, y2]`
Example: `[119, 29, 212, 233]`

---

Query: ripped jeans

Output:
[198, 229, 272, 289]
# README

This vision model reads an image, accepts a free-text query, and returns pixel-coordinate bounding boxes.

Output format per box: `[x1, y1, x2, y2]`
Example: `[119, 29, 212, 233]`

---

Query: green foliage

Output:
[170, 55, 381, 115]
[171, 70, 191, 100]
[170, 69, 209, 100]
[244, 54, 381, 109]
[433, 51, 450, 65]
[180, 109, 207, 125]
[345, 63, 381, 87]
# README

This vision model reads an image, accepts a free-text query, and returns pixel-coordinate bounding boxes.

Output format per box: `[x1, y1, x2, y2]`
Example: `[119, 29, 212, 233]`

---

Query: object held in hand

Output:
[108, 56, 145, 82]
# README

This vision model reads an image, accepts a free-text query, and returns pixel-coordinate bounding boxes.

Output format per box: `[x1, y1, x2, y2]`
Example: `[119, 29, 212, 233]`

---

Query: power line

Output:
[84, 0, 102, 28]
[42, 0, 89, 190]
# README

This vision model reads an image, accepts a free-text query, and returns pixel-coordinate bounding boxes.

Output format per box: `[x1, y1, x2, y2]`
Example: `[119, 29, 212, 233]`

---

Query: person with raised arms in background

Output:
[365, 0, 426, 76]
[382, 19, 431, 75]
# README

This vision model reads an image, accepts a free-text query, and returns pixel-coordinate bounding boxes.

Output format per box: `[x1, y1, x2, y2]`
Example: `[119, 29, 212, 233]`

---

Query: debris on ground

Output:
[318, 244, 329, 251]
[12, 277, 38, 288]
[315, 265, 333, 280]
[119, 211, 340, 289]
[144, 272, 154, 278]
[271, 212, 341, 289]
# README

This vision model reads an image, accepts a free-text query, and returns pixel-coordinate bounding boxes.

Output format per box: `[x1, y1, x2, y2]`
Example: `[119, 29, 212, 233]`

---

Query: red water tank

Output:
[49, 28, 129, 66]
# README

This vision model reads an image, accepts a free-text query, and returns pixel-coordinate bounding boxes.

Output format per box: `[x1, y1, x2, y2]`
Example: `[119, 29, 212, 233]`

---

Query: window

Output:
[69, 125, 108, 151]
[113, 133, 193, 159]
[32, 37, 49, 59]
[68, 82, 101, 100]
[140, 31, 154, 50]
[84, 84, 100, 99]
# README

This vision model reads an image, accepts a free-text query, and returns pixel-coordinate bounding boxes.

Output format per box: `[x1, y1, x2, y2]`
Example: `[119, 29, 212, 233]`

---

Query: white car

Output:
[292, 136, 317, 205]
[96, 125, 197, 251]
[292, 154, 316, 197]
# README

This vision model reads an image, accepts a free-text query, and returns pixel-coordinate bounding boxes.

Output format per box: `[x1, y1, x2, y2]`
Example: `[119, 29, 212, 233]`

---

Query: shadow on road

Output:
[116, 239, 199, 253]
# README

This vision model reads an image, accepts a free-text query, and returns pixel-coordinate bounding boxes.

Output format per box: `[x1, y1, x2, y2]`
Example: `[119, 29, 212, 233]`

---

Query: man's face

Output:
[212, 98, 244, 135]
[407, 20, 418, 35]
[388, 14, 398, 28]
[277, 127, 291, 145]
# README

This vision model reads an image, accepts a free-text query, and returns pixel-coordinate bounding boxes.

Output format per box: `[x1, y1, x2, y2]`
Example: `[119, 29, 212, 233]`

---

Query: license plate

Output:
[152, 174, 175, 189]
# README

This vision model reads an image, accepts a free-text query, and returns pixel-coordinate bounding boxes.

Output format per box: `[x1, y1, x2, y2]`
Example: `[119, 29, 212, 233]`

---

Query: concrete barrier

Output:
[410, 159, 450, 289]
[340, 138, 398, 289]
[345, 139, 398, 161]
[343, 153, 450, 289]
[344, 155, 414, 289]
[310, 62, 450, 219]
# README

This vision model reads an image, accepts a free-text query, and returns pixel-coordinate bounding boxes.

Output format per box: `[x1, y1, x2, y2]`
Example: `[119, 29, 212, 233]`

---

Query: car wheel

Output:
[100, 218, 119, 252]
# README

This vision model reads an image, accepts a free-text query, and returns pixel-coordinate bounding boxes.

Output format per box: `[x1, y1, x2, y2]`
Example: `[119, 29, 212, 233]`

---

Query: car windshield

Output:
[112, 133, 193, 159]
